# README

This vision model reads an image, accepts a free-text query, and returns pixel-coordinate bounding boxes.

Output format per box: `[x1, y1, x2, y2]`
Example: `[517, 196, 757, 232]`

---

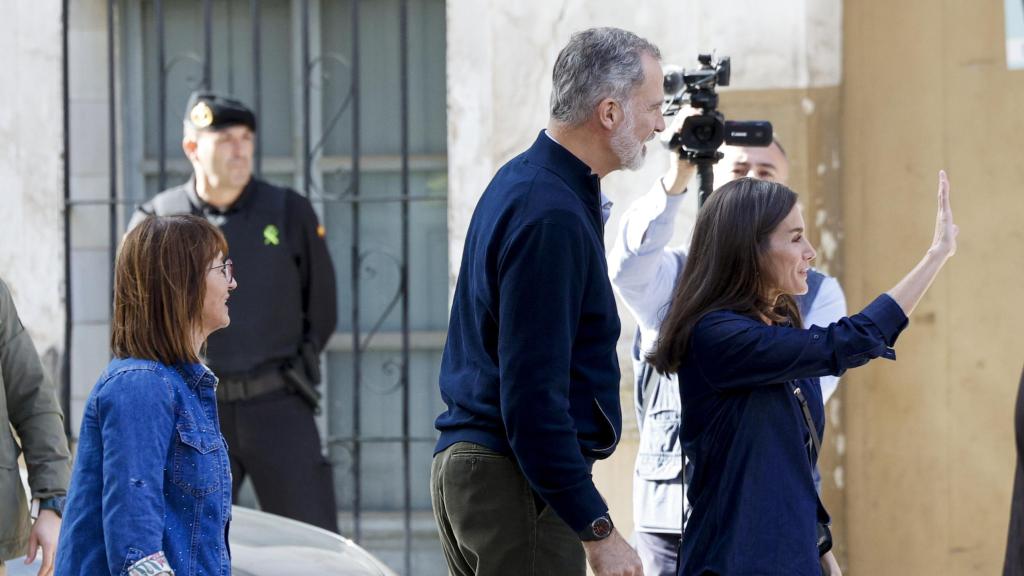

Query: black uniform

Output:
[128, 176, 340, 532]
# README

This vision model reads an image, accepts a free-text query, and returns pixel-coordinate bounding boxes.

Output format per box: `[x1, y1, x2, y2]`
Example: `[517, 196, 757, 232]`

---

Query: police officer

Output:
[128, 91, 339, 532]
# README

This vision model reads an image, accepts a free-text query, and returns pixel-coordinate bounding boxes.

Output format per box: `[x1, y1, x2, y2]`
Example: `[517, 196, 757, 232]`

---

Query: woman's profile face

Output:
[763, 205, 817, 299]
[202, 251, 237, 336]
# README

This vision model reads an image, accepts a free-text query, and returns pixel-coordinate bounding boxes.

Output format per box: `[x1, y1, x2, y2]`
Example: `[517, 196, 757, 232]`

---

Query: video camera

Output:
[662, 54, 773, 205]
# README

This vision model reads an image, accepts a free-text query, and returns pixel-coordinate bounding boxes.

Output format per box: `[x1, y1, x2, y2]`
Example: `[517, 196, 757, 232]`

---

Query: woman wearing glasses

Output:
[56, 215, 237, 576]
[650, 172, 958, 576]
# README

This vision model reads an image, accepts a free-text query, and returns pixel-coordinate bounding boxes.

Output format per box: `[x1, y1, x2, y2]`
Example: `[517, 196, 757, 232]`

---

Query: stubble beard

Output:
[611, 109, 645, 171]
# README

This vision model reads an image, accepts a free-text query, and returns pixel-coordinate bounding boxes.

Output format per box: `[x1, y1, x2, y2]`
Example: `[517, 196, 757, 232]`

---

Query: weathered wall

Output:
[446, 0, 842, 277]
[446, 0, 847, 563]
[842, 1, 1024, 573]
[66, 0, 116, 433]
[0, 0, 65, 376]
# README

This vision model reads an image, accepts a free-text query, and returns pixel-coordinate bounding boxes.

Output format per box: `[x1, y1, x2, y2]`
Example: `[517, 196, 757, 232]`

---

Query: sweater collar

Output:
[525, 130, 604, 218]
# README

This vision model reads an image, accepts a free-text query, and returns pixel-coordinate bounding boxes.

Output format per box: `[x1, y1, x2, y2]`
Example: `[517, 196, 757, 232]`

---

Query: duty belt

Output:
[216, 369, 287, 403]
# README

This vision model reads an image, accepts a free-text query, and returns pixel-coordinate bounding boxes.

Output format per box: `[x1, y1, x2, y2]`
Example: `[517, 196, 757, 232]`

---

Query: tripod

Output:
[685, 149, 723, 208]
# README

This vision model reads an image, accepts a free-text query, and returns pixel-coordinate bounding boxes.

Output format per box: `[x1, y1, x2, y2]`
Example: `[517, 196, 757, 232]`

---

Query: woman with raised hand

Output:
[650, 172, 958, 576]
[56, 214, 237, 576]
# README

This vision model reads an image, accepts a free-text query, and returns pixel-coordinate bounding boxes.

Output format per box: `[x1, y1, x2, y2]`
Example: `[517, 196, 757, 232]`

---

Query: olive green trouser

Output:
[430, 442, 585, 576]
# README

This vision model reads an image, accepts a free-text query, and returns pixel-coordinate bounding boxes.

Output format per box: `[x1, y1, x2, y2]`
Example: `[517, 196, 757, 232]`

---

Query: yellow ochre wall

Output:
[841, 0, 1024, 573]
[447, 2, 1022, 573]
[598, 6, 1024, 571]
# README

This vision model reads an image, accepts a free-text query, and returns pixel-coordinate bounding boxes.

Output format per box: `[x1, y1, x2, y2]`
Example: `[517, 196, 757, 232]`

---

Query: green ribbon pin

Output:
[263, 224, 280, 246]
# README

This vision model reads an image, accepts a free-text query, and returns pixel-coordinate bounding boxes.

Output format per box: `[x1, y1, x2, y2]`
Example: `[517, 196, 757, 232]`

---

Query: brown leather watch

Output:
[579, 513, 614, 541]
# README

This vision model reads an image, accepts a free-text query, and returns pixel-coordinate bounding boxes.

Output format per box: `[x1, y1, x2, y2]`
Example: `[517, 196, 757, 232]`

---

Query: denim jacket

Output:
[56, 358, 232, 576]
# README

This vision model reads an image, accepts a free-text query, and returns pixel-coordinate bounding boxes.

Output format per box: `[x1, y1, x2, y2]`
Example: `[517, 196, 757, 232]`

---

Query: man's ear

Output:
[182, 136, 198, 161]
[596, 98, 621, 131]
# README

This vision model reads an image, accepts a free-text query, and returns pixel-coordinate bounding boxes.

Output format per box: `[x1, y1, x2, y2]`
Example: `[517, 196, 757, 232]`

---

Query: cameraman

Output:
[608, 122, 846, 575]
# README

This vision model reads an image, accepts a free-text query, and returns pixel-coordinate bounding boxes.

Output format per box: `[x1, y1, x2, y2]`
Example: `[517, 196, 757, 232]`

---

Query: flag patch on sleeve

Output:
[127, 551, 175, 575]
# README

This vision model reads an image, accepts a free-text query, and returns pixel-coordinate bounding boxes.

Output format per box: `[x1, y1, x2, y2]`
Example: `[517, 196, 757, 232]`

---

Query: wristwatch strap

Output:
[579, 513, 614, 541]
[34, 496, 66, 519]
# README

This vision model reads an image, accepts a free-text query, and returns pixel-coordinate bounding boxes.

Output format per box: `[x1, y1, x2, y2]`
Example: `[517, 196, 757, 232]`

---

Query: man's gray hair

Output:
[550, 27, 661, 127]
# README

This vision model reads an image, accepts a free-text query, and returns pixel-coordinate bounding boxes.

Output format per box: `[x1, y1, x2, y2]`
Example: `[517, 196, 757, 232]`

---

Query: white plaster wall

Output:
[66, 0, 116, 434]
[446, 0, 843, 281]
[0, 0, 66, 367]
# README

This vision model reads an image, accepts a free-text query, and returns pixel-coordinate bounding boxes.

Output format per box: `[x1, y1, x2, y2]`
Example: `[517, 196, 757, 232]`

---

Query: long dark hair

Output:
[649, 177, 802, 374]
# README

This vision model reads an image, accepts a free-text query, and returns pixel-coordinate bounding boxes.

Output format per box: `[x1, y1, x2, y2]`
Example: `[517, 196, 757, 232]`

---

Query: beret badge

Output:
[190, 101, 214, 129]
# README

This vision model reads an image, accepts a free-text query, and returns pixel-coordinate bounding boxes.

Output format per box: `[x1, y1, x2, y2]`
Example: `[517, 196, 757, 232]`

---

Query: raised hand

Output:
[659, 106, 697, 196]
[886, 169, 961, 316]
[930, 170, 959, 259]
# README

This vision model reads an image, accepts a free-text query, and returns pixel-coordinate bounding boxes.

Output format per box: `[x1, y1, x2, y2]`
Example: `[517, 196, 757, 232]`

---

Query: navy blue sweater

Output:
[678, 294, 908, 575]
[435, 131, 622, 533]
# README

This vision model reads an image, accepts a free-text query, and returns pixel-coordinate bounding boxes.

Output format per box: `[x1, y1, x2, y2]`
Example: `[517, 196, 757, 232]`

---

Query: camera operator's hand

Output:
[582, 529, 644, 576]
[658, 109, 698, 196]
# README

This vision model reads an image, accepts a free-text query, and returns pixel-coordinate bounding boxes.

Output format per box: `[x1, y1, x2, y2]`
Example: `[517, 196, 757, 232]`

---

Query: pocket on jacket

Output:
[636, 408, 682, 481]
[172, 424, 223, 496]
[591, 398, 619, 454]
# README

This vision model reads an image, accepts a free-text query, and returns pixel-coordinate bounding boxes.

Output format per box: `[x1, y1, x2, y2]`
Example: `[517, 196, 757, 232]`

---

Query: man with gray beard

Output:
[431, 27, 665, 576]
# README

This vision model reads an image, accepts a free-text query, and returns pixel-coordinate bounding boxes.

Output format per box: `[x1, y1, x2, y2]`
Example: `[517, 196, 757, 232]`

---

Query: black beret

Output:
[184, 91, 257, 132]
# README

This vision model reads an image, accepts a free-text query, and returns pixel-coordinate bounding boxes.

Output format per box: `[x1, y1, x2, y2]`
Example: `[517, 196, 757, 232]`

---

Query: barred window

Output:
[68, 0, 448, 571]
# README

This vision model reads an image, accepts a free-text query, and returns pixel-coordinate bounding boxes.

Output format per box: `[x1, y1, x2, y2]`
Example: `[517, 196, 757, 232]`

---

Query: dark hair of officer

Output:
[112, 214, 228, 365]
[649, 177, 801, 373]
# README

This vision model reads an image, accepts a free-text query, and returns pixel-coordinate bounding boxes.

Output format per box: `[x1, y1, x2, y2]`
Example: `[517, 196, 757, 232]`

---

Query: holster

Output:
[299, 340, 322, 384]
[283, 340, 323, 413]
[283, 364, 322, 414]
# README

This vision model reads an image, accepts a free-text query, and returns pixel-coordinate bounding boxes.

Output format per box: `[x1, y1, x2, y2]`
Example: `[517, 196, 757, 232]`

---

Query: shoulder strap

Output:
[150, 188, 194, 216]
[271, 183, 289, 236]
[257, 181, 293, 245]
[793, 381, 834, 556]
[792, 384, 822, 457]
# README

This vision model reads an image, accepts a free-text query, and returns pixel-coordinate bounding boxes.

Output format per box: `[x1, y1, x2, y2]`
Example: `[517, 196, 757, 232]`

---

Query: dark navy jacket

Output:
[678, 294, 908, 576]
[435, 131, 622, 533]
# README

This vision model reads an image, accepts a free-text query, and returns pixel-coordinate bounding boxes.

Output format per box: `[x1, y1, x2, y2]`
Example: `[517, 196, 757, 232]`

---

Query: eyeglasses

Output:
[210, 259, 234, 283]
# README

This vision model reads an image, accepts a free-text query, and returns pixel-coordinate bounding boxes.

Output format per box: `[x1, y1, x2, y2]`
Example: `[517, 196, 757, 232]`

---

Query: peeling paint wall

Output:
[842, 0, 1024, 573]
[0, 0, 65, 378]
[446, 0, 842, 278]
[65, 0, 115, 434]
